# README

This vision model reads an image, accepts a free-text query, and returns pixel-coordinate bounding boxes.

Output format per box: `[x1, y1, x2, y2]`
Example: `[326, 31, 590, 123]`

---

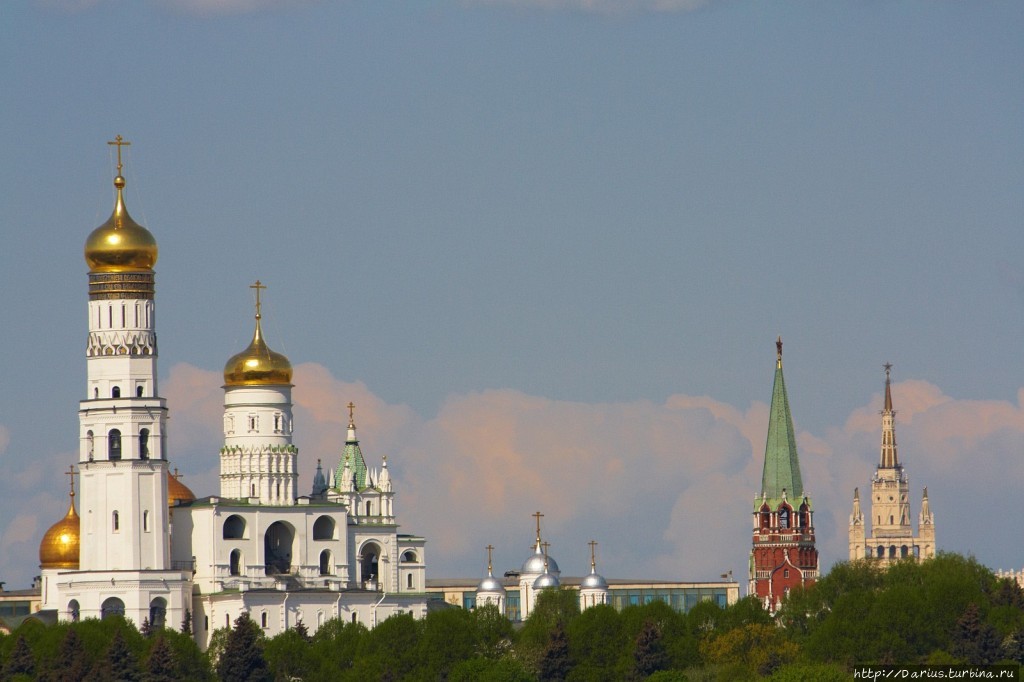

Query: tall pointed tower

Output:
[749, 338, 818, 612]
[48, 137, 191, 626]
[849, 365, 935, 564]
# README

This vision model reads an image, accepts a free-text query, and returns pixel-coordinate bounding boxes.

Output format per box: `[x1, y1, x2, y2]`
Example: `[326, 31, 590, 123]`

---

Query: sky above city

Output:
[0, 1, 1021, 592]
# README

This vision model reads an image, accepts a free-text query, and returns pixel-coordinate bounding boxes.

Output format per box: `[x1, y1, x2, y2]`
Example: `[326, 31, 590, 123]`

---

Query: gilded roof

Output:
[39, 499, 80, 570]
[84, 174, 158, 273]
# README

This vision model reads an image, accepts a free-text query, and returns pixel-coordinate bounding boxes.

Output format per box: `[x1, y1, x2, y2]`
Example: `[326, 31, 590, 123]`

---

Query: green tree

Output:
[41, 627, 90, 682]
[3, 635, 35, 679]
[263, 627, 312, 682]
[181, 609, 193, 636]
[92, 628, 142, 682]
[353, 612, 420, 680]
[952, 603, 1002, 664]
[473, 603, 514, 659]
[567, 603, 623, 681]
[700, 623, 798, 677]
[143, 634, 177, 682]
[539, 619, 572, 682]
[216, 612, 270, 682]
[418, 607, 479, 679]
[449, 656, 535, 682]
[308, 618, 365, 681]
[632, 619, 669, 680]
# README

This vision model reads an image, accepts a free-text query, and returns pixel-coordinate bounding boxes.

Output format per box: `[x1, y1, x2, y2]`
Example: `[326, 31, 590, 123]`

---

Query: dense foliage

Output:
[0, 553, 1021, 680]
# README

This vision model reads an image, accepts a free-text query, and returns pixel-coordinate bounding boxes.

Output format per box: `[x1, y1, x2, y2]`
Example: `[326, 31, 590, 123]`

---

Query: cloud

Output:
[464, 0, 710, 14]
[5, 363, 1023, 591]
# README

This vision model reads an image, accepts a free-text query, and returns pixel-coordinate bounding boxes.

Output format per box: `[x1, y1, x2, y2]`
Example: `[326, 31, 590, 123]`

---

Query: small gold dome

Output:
[224, 318, 293, 386]
[168, 470, 196, 508]
[84, 175, 158, 273]
[39, 499, 80, 570]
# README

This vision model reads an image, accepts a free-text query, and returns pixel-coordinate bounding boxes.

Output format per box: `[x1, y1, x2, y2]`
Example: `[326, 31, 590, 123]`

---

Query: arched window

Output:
[94, 387, 99, 399]
[143, 510, 150, 532]
[150, 598, 167, 629]
[799, 503, 811, 529]
[276, 482, 281, 498]
[261, 612, 268, 628]
[901, 545, 909, 558]
[319, 549, 332, 576]
[250, 483, 256, 497]
[112, 511, 120, 532]
[112, 386, 121, 398]
[778, 506, 790, 529]
[365, 501, 373, 516]
[401, 551, 417, 563]
[68, 599, 80, 622]
[86, 431, 94, 460]
[264, 521, 295, 575]
[313, 516, 335, 541]
[140, 428, 150, 459]
[223, 515, 246, 539]
[889, 545, 897, 558]
[101, 597, 125, 620]
[759, 504, 771, 530]
[877, 545, 884, 558]
[230, 549, 242, 576]
[407, 573, 413, 589]
[137, 385, 144, 397]
[108, 429, 121, 460]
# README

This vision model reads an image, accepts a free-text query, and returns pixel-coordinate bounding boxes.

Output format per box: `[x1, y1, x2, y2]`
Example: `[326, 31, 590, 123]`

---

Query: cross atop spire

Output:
[250, 280, 267, 320]
[486, 544, 494, 573]
[776, 336, 783, 368]
[533, 511, 544, 548]
[65, 465, 77, 498]
[107, 135, 131, 176]
[589, 540, 598, 571]
[347, 402, 356, 428]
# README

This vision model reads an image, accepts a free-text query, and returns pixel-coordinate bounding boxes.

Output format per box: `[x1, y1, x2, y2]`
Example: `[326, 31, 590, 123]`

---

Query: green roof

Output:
[758, 359, 804, 510]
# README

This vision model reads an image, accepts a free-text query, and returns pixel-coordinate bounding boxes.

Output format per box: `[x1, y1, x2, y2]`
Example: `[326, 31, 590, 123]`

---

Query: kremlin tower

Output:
[749, 338, 819, 613]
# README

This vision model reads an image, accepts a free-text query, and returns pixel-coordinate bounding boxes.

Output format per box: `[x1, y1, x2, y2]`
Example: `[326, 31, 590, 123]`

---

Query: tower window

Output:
[143, 510, 149, 532]
[108, 429, 122, 460]
[407, 573, 413, 589]
[261, 612, 268, 628]
[778, 507, 790, 529]
[94, 387, 99, 399]
[86, 431, 94, 461]
[112, 386, 121, 399]
[274, 414, 282, 433]
[137, 385, 144, 397]
[112, 511, 119, 532]
[248, 415, 257, 432]
[140, 429, 150, 459]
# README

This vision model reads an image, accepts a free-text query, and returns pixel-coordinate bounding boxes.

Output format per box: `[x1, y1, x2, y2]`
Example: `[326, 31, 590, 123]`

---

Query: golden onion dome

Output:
[168, 470, 196, 508]
[84, 174, 158, 273]
[39, 497, 80, 570]
[224, 283, 292, 387]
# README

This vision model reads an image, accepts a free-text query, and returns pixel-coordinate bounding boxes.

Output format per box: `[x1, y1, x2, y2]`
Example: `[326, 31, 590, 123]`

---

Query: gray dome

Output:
[533, 572, 560, 590]
[522, 549, 559, 575]
[580, 571, 608, 590]
[477, 575, 504, 593]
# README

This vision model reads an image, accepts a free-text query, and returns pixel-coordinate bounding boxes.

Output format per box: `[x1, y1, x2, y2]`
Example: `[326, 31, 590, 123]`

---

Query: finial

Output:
[486, 544, 494, 573]
[853, 486, 859, 500]
[173, 467, 180, 480]
[533, 511, 544, 548]
[589, 540, 598, 572]
[541, 541, 551, 570]
[884, 362, 893, 377]
[883, 363, 894, 413]
[776, 336, 783, 368]
[923, 486, 928, 499]
[107, 135, 131, 185]
[347, 402, 356, 428]
[65, 465, 77, 499]
[250, 280, 267, 320]
[382, 455, 388, 467]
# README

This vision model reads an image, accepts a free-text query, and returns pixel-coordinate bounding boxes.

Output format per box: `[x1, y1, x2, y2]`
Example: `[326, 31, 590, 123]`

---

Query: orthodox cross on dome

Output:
[250, 280, 267, 320]
[347, 402, 356, 428]
[486, 544, 494, 573]
[532, 511, 544, 547]
[589, 540, 598, 571]
[107, 135, 131, 175]
[65, 465, 77, 498]
[884, 362, 893, 376]
[541, 541, 551, 570]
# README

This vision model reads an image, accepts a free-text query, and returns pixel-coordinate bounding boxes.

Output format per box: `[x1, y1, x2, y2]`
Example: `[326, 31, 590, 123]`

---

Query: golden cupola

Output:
[39, 475, 81, 570]
[223, 281, 293, 387]
[168, 470, 196, 508]
[83, 136, 158, 273]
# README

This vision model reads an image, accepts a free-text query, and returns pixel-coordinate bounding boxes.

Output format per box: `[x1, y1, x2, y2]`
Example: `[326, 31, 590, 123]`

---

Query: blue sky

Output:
[0, 0, 1022, 591]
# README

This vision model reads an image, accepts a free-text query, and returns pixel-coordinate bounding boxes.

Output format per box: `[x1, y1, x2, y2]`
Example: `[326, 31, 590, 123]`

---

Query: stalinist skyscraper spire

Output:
[849, 364, 935, 564]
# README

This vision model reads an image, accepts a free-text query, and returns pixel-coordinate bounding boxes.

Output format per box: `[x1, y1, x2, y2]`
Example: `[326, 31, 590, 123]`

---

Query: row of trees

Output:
[1, 553, 1021, 680]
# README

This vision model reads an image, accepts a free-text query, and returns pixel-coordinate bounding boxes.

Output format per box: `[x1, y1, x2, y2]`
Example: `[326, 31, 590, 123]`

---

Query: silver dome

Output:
[580, 571, 608, 590]
[477, 575, 504, 593]
[522, 549, 560, 575]
[533, 572, 560, 590]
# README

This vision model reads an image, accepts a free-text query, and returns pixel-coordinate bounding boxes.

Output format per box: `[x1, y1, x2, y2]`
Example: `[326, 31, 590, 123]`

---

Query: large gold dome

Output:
[224, 317, 293, 387]
[84, 175, 158, 273]
[39, 499, 80, 570]
[168, 470, 196, 508]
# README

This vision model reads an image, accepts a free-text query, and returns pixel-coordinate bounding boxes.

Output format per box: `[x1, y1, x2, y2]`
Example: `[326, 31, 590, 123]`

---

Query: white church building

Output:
[37, 139, 427, 647]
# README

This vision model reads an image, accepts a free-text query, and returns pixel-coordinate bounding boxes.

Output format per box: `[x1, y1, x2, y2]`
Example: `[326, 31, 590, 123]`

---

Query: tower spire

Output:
[760, 336, 804, 506]
[879, 363, 900, 469]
